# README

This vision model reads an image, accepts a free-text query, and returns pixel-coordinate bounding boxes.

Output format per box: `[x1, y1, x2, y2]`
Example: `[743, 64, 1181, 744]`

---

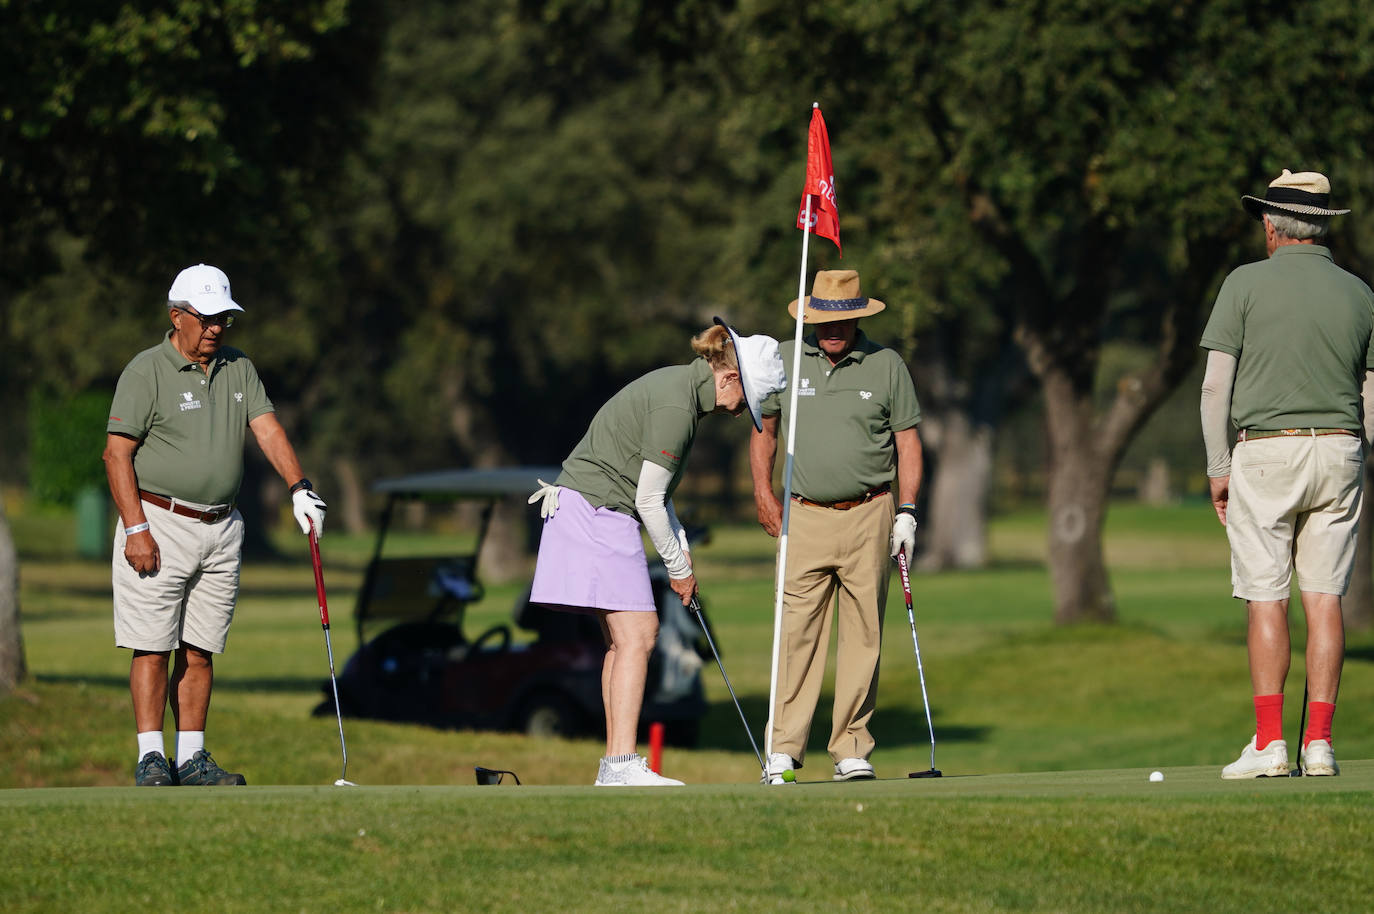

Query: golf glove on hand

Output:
[292, 489, 328, 538]
[528, 479, 559, 519]
[890, 512, 917, 561]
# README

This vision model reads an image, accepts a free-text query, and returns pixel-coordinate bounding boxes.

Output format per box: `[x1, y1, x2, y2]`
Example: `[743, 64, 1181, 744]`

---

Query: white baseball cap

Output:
[714, 317, 787, 431]
[167, 263, 242, 315]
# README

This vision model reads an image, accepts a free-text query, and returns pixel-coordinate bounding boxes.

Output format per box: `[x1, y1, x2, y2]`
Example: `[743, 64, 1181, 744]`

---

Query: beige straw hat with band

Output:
[788, 270, 886, 324]
[1241, 169, 1351, 220]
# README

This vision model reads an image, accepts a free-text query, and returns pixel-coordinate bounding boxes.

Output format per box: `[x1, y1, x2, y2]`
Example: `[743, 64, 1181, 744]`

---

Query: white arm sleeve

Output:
[1362, 369, 1374, 445]
[1200, 349, 1238, 477]
[635, 460, 691, 579]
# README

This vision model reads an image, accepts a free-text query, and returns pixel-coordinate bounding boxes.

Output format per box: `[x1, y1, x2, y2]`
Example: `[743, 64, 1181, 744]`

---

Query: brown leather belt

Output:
[792, 483, 890, 511]
[1238, 428, 1358, 442]
[139, 490, 234, 523]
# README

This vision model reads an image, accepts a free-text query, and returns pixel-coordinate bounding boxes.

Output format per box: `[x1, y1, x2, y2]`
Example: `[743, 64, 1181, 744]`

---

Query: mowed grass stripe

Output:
[2, 771, 1372, 913]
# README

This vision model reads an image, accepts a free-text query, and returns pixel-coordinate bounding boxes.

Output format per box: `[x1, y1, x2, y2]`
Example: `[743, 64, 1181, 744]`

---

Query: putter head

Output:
[334, 778, 358, 787]
[1288, 768, 1303, 778]
[908, 769, 943, 779]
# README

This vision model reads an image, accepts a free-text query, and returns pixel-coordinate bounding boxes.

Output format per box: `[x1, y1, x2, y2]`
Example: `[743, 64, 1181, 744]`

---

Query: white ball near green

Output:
[1149, 770, 1164, 782]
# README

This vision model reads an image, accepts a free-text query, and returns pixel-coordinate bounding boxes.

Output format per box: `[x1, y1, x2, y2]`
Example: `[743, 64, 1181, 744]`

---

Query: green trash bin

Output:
[75, 484, 109, 559]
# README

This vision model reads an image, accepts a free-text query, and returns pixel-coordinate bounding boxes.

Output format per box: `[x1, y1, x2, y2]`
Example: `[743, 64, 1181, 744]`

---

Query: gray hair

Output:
[1265, 211, 1330, 240]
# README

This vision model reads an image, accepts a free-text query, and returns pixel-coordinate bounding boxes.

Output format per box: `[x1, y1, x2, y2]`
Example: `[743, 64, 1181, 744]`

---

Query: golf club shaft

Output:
[309, 524, 349, 782]
[689, 595, 766, 772]
[898, 550, 937, 771]
[1294, 679, 1309, 776]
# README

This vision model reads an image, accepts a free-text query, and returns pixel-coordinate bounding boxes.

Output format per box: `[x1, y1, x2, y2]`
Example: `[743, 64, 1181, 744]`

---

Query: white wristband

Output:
[124, 522, 150, 536]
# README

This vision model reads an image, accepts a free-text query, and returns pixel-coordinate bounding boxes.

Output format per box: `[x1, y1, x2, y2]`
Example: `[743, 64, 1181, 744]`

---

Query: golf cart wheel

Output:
[519, 692, 584, 740]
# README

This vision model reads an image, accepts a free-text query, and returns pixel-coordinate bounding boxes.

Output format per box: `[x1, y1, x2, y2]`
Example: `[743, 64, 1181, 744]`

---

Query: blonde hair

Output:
[691, 324, 737, 372]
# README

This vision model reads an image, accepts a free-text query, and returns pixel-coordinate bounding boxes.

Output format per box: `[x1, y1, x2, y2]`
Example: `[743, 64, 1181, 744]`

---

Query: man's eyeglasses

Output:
[177, 307, 235, 329]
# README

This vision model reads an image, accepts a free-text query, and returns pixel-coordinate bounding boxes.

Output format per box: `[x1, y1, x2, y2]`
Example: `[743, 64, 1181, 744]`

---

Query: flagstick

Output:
[764, 144, 816, 774]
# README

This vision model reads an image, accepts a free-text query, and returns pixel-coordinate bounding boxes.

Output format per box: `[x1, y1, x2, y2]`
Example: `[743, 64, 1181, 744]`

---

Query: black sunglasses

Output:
[474, 766, 521, 786]
[177, 307, 235, 329]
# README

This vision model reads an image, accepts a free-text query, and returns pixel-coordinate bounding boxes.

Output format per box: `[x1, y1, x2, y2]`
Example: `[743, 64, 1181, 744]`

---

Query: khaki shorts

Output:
[1227, 433, 1364, 601]
[112, 500, 244, 652]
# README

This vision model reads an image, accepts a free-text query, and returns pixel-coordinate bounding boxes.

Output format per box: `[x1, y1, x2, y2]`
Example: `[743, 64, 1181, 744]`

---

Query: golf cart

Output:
[312, 467, 710, 745]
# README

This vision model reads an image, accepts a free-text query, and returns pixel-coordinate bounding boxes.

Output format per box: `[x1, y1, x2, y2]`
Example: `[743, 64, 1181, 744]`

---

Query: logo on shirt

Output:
[860, 391, 873, 400]
[179, 391, 202, 412]
[234, 392, 243, 403]
[797, 378, 816, 397]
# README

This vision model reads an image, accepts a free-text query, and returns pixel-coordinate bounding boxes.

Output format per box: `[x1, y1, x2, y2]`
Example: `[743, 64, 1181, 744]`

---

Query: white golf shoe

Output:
[762, 752, 796, 785]
[1220, 737, 1289, 779]
[594, 755, 684, 787]
[833, 757, 876, 781]
[1301, 739, 1339, 776]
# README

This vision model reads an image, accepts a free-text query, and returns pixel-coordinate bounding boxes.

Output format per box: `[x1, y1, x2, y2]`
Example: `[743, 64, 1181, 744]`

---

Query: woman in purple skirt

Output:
[528, 319, 785, 786]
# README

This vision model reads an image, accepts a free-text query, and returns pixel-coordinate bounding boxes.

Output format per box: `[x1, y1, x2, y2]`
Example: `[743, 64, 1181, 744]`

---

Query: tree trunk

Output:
[919, 410, 994, 570]
[1042, 379, 1117, 624]
[0, 495, 26, 692]
[1345, 459, 1374, 631]
[333, 456, 369, 536]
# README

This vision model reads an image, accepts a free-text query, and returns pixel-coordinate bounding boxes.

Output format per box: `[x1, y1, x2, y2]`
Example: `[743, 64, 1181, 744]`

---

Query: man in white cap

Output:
[103, 264, 328, 786]
[1201, 171, 1374, 778]
[750, 269, 924, 783]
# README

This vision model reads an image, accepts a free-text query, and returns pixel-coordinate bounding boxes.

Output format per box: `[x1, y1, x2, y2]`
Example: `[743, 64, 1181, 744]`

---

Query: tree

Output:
[704, 0, 1374, 622]
[0, 0, 382, 687]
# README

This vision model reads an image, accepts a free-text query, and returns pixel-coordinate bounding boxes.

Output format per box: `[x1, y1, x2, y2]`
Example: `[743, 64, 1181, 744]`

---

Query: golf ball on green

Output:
[782, 769, 796, 783]
[1149, 771, 1164, 782]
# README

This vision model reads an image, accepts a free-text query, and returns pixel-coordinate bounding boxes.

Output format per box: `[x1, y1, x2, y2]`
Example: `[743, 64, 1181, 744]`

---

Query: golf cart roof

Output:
[370, 466, 562, 499]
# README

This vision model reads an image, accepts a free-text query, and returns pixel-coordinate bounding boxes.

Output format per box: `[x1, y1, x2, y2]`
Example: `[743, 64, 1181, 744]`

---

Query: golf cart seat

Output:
[355, 555, 483, 641]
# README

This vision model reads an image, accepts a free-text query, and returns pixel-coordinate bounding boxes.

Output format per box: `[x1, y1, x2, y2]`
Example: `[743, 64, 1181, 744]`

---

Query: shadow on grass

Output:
[690, 695, 989, 754]
[35, 672, 323, 694]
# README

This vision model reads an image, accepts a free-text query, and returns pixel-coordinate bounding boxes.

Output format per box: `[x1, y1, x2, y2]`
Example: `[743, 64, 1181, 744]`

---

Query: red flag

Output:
[796, 106, 841, 254]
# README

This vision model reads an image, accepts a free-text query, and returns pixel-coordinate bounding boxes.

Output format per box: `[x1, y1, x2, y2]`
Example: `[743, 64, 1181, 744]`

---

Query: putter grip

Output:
[309, 526, 330, 627]
[897, 549, 913, 601]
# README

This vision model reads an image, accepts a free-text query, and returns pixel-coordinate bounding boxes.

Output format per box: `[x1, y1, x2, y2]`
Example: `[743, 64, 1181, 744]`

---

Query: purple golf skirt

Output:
[529, 487, 655, 613]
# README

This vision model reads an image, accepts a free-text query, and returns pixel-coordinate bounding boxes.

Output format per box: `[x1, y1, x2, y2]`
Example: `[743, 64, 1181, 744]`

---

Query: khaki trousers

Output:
[771, 493, 893, 767]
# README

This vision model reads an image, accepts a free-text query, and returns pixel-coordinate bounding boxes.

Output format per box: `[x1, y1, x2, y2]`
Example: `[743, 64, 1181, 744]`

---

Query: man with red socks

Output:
[1200, 170, 1373, 778]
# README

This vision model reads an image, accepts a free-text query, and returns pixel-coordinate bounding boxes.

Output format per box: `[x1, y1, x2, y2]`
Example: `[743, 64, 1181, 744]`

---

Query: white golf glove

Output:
[292, 488, 328, 538]
[528, 479, 560, 519]
[890, 511, 917, 561]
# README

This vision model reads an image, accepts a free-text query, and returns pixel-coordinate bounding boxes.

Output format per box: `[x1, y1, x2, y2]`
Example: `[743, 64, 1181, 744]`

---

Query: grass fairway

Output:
[4, 499, 1374, 910]
[4, 766, 1373, 912]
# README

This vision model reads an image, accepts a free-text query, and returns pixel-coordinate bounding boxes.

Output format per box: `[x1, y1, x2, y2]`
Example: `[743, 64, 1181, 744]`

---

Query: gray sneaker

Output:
[175, 749, 247, 786]
[135, 751, 174, 787]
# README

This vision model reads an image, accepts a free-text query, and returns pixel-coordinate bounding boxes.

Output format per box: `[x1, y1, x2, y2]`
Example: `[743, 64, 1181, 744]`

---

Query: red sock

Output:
[1253, 694, 1284, 749]
[1303, 702, 1335, 749]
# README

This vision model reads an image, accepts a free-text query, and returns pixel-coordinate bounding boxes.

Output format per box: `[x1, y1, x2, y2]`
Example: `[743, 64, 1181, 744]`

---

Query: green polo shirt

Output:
[1201, 245, 1374, 431]
[556, 359, 715, 517]
[107, 333, 274, 505]
[761, 330, 921, 503]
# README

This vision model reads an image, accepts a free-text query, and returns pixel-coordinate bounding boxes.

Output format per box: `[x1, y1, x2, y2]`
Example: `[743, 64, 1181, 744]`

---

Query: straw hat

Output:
[1241, 169, 1350, 221]
[787, 270, 886, 323]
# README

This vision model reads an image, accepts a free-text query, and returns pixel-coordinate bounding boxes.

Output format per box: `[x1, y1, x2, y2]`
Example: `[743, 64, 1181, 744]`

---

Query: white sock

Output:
[137, 731, 165, 763]
[176, 731, 205, 763]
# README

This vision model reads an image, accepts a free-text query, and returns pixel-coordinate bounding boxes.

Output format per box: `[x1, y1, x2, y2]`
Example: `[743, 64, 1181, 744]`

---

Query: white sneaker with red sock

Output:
[1300, 739, 1339, 776]
[1221, 737, 1289, 779]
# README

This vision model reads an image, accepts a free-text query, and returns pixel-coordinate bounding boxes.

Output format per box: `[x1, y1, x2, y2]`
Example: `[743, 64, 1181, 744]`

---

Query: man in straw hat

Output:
[750, 269, 923, 783]
[1200, 170, 1374, 778]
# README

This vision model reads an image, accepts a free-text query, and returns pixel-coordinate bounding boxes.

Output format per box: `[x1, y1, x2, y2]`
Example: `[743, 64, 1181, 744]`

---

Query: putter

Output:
[688, 594, 766, 777]
[898, 550, 942, 778]
[309, 523, 356, 787]
[1289, 679, 1309, 777]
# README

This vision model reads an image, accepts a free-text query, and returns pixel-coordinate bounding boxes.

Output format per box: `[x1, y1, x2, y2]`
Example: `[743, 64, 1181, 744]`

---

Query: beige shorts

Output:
[112, 499, 244, 653]
[1227, 433, 1364, 601]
